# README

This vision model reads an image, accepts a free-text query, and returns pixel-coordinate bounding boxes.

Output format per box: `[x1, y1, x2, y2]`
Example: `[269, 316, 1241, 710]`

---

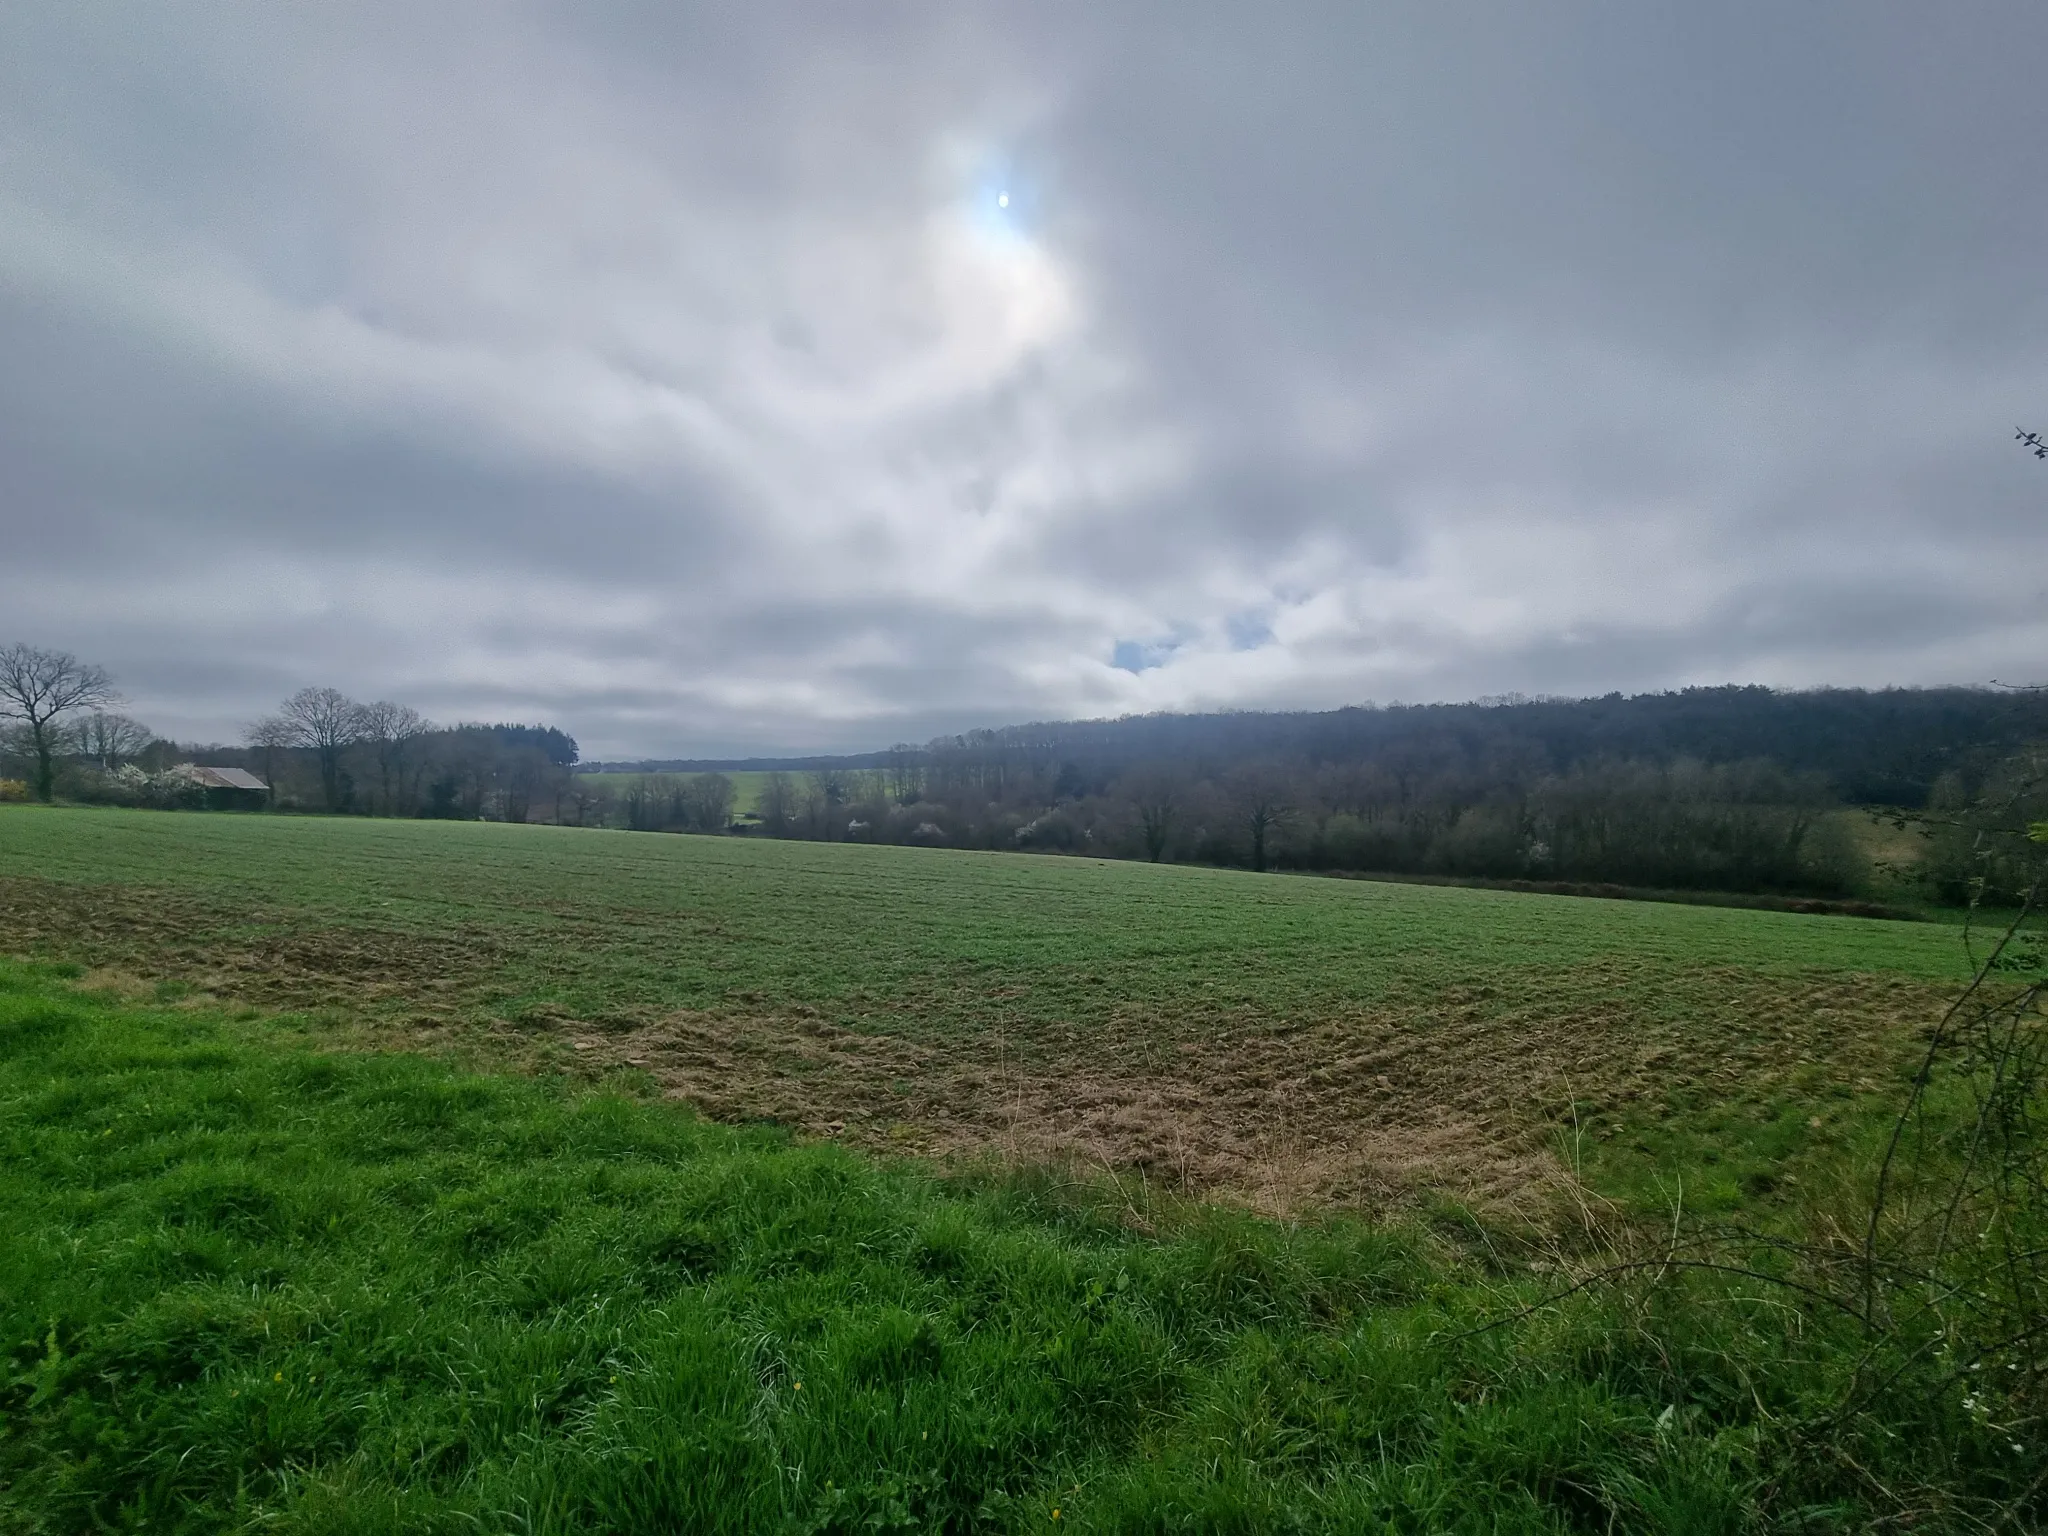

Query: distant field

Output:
[579, 769, 776, 815]
[0, 806, 1978, 1216]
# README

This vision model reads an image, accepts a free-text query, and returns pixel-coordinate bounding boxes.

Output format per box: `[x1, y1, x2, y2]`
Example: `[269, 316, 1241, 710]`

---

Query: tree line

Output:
[239, 687, 580, 821]
[714, 753, 1860, 897]
[6, 640, 2034, 901]
[0, 646, 579, 822]
[872, 684, 2048, 810]
[571, 686, 2048, 901]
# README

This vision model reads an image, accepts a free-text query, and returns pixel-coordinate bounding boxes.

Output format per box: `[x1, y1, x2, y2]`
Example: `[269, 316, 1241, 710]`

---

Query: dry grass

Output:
[550, 963, 1947, 1218]
[1, 871, 1951, 1217]
[0, 811, 1973, 1218]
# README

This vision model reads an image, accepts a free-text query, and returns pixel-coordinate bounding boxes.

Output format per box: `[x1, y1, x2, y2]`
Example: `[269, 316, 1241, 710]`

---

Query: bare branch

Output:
[275, 686, 366, 811]
[0, 643, 120, 801]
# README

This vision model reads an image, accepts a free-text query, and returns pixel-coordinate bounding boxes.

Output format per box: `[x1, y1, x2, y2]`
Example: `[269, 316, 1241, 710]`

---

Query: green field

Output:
[0, 807, 1976, 1216]
[0, 808, 2035, 1529]
[580, 769, 777, 815]
[11, 958, 2019, 1533]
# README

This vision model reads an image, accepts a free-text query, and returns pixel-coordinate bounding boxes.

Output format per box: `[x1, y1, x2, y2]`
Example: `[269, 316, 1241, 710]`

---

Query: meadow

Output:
[1, 959, 2030, 1533]
[0, 807, 1975, 1216]
[2, 806, 2035, 1530]
[582, 768, 776, 816]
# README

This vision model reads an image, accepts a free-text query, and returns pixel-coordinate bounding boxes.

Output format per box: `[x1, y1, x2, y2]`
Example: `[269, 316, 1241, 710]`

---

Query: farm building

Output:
[181, 765, 269, 810]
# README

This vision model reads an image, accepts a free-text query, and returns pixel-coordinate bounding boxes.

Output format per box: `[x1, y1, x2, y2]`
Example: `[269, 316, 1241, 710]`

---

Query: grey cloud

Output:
[2, 2, 2045, 760]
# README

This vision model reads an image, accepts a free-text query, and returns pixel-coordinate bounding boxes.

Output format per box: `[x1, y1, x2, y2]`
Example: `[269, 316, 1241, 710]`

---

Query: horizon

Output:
[4, 6, 2045, 760]
[142, 677, 2034, 769]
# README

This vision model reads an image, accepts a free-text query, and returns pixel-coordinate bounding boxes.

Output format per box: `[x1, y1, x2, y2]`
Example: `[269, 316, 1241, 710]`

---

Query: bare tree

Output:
[277, 686, 366, 811]
[1123, 765, 1183, 862]
[1228, 766, 1295, 873]
[558, 773, 613, 828]
[243, 715, 297, 806]
[356, 700, 432, 815]
[70, 710, 154, 772]
[759, 771, 798, 836]
[682, 772, 737, 833]
[0, 643, 120, 802]
[804, 768, 850, 840]
[885, 744, 923, 803]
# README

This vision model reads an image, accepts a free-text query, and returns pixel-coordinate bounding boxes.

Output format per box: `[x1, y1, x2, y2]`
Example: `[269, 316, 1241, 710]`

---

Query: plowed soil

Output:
[0, 861, 1952, 1215]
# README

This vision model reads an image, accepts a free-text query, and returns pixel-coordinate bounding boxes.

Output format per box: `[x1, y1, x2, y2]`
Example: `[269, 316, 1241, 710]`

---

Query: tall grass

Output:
[0, 961, 2034, 1531]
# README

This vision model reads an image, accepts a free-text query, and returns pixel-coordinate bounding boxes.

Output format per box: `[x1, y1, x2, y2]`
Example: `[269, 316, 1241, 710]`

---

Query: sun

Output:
[997, 192, 1009, 208]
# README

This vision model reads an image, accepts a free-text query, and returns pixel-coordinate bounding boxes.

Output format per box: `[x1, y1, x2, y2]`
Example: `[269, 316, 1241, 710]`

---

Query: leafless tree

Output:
[681, 772, 738, 833]
[0, 643, 120, 802]
[1228, 765, 1295, 873]
[243, 715, 297, 805]
[70, 710, 154, 771]
[558, 774, 613, 828]
[885, 744, 923, 803]
[277, 686, 366, 811]
[759, 771, 798, 836]
[356, 700, 432, 815]
[805, 768, 850, 840]
[1123, 765, 1183, 862]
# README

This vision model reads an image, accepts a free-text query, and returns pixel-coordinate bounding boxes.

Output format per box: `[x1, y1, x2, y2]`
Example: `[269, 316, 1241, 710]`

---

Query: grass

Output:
[0, 959, 2030, 1532]
[580, 769, 778, 815]
[0, 807, 1985, 1219]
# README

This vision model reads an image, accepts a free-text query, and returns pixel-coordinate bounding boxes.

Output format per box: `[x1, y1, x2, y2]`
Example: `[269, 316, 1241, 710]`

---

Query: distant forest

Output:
[14, 672, 2048, 904]
[582, 686, 2048, 903]
[593, 686, 2048, 807]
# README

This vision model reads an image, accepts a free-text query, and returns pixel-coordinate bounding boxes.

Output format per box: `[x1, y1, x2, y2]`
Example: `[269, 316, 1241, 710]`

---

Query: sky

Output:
[3, 3, 2046, 759]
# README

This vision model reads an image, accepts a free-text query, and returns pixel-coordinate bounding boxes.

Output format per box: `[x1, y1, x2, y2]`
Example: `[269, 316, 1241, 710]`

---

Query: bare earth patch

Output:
[556, 965, 1945, 1216]
[0, 876, 516, 1016]
[1, 875, 1951, 1215]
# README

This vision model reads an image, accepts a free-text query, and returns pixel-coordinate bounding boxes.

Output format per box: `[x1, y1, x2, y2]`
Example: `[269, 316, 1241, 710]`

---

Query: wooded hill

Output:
[592, 685, 2047, 808]
[585, 687, 2048, 901]
[901, 686, 2048, 808]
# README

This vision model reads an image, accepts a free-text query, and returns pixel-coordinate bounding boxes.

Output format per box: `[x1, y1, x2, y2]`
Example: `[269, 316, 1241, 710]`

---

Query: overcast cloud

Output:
[3, 3, 2046, 757]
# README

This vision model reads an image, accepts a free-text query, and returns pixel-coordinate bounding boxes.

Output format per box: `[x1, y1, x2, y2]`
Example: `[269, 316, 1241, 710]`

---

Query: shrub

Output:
[108, 764, 206, 810]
